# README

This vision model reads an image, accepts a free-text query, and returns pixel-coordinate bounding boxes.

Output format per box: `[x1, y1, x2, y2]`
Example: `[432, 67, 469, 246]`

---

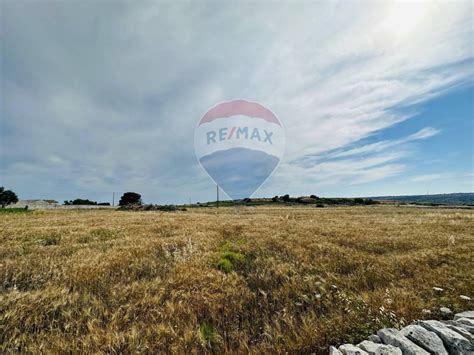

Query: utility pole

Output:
[216, 184, 219, 208]
[112, 192, 115, 207]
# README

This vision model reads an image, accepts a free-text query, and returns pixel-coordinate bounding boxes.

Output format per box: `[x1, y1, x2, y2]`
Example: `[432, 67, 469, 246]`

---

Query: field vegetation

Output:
[1, 206, 473, 353]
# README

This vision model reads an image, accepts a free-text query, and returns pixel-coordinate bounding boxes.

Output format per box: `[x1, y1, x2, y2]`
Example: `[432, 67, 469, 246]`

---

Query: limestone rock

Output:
[417, 320, 473, 355]
[449, 318, 474, 334]
[441, 320, 474, 334]
[443, 323, 474, 342]
[454, 311, 474, 321]
[328, 311, 474, 355]
[456, 318, 474, 327]
[339, 344, 368, 355]
[377, 328, 429, 355]
[440, 307, 453, 317]
[368, 335, 382, 344]
[400, 324, 447, 355]
[358, 340, 402, 355]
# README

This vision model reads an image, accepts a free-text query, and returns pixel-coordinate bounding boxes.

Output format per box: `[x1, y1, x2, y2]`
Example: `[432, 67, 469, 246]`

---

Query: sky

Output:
[1, 0, 473, 204]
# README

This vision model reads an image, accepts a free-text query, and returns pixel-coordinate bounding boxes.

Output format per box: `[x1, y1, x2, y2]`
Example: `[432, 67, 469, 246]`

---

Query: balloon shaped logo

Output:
[194, 100, 285, 200]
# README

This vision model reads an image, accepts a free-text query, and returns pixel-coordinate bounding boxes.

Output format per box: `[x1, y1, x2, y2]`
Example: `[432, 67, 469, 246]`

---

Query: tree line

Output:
[0, 187, 142, 208]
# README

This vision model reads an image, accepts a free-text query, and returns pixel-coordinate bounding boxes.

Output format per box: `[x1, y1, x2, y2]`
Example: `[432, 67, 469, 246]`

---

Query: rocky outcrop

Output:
[416, 320, 473, 354]
[339, 344, 368, 354]
[454, 311, 474, 321]
[377, 328, 429, 355]
[400, 324, 448, 355]
[367, 335, 382, 344]
[443, 320, 474, 336]
[332, 310, 473, 355]
[358, 340, 402, 354]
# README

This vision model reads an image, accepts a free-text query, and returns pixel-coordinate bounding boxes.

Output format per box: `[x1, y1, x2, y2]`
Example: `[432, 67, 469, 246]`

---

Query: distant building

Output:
[8, 199, 59, 209]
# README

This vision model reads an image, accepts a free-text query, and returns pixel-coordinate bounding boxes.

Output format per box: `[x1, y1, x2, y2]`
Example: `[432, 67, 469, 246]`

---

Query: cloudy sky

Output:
[1, 0, 473, 204]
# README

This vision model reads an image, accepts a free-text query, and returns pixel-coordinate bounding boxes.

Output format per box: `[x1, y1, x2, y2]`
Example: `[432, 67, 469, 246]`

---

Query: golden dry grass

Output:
[1, 206, 473, 353]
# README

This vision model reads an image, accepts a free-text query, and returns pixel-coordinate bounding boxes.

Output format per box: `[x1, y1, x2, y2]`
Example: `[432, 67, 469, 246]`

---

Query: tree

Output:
[119, 192, 142, 206]
[0, 187, 19, 207]
[64, 199, 98, 205]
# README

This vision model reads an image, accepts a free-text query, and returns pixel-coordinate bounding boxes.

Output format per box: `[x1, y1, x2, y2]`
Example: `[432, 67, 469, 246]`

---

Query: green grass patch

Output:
[215, 240, 249, 273]
[199, 323, 218, 345]
[217, 251, 247, 273]
[0, 208, 31, 214]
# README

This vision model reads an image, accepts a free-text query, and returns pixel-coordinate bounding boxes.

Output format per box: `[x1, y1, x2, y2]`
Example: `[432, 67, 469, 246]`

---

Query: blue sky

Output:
[0, 1, 473, 204]
[299, 85, 474, 198]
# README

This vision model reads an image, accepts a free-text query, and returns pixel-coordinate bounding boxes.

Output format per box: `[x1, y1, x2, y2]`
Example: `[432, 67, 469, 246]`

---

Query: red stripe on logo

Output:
[199, 100, 280, 126]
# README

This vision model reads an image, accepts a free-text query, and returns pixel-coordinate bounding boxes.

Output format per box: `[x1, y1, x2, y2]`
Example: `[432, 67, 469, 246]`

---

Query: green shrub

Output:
[217, 258, 234, 273]
[221, 250, 246, 264]
[199, 323, 217, 345]
[215, 241, 249, 273]
[217, 250, 247, 273]
[64, 199, 97, 205]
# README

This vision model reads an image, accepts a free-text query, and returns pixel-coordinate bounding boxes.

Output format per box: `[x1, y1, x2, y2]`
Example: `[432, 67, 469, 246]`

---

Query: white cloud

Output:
[411, 173, 457, 182]
[317, 127, 441, 160]
[408, 127, 441, 140]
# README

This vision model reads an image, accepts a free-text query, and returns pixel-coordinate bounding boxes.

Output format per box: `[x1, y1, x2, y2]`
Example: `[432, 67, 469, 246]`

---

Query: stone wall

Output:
[331, 310, 473, 355]
[8, 199, 58, 209]
[7, 200, 115, 210]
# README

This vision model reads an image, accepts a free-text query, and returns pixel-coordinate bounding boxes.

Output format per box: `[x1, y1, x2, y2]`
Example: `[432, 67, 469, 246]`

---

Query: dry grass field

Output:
[1, 206, 473, 354]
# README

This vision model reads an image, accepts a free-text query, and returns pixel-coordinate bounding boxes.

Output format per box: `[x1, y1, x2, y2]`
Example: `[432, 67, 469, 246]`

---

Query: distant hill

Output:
[190, 193, 474, 208]
[369, 193, 474, 206]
